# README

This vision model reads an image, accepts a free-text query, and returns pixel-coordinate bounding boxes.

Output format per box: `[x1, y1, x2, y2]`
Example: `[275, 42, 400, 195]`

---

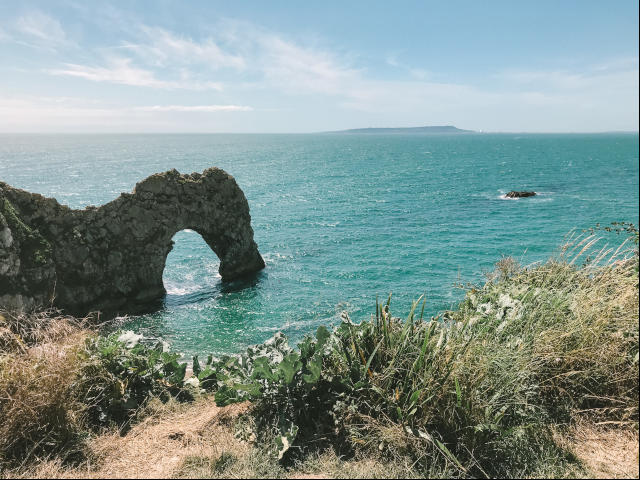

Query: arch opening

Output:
[162, 229, 221, 307]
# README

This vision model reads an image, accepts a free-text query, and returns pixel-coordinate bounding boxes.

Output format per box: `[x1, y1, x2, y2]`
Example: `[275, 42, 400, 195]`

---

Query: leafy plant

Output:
[76, 331, 188, 429]
[206, 327, 333, 459]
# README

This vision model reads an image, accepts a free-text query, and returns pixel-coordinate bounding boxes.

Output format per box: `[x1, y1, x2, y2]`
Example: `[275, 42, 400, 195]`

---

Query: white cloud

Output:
[255, 33, 359, 95]
[41, 20, 359, 95]
[0, 96, 256, 132]
[124, 26, 246, 70]
[6, 13, 638, 132]
[48, 58, 223, 90]
[339, 72, 638, 132]
[13, 10, 68, 48]
[136, 105, 252, 112]
[495, 57, 639, 90]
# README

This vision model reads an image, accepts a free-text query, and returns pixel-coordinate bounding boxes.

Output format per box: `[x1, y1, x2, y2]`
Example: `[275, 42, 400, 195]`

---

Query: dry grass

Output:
[287, 450, 423, 479]
[556, 422, 639, 479]
[6, 398, 251, 479]
[3, 386, 638, 479]
[0, 310, 91, 466]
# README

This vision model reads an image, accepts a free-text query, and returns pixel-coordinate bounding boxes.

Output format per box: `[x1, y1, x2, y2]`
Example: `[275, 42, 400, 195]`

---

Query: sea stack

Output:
[505, 191, 537, 198]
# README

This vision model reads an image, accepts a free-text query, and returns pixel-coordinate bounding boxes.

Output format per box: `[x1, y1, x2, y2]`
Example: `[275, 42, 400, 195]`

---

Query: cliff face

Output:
[0, 168, 265, 315]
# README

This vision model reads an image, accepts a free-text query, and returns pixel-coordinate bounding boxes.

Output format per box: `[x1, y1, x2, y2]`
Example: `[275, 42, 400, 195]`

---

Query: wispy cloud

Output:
[386, 54, 430, 80]
[0, 96, 255, 132]
[254, 33, 359, 95]
[9, 10, 70, 50]
[42, 19, 358, 95]
[4, 7, 637, 132]
[495, 57, 638, 89]
[48, 58, 223, 90]
[124, 26, 246, 70]
[136, 104, 252, 112]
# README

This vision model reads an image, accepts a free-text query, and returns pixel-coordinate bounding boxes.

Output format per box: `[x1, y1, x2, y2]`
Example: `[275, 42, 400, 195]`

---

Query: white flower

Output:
[117, 330, 142, 348]
[185, 377, 200, 388]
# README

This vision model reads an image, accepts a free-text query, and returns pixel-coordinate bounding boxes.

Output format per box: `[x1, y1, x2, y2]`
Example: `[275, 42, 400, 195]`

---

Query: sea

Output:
[1, 133, 638, 358]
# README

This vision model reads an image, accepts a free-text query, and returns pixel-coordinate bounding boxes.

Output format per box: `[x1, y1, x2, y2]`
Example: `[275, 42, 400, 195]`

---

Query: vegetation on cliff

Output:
[0, 198, 52, 268]
[0, 227, 637, 478]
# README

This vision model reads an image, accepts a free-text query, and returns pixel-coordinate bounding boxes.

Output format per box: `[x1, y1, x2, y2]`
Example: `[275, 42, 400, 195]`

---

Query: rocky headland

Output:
[0, 168, 265, 315]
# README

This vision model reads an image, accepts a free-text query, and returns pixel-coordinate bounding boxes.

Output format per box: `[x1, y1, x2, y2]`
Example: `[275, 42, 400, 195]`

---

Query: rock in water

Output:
[505, 191, 537, 198]
[0, 168, 265, 315]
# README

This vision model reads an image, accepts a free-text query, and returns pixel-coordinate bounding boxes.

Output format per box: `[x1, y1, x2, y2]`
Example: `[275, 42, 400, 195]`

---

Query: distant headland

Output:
[323, 125, 475, 134]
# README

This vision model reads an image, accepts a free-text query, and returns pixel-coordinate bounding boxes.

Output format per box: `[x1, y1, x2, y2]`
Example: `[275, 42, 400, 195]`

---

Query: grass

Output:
[202, 229, 637, 477]
[0, 228, 638, 478]
[0, 310, 90, 466]
[321, 232, 638, 476]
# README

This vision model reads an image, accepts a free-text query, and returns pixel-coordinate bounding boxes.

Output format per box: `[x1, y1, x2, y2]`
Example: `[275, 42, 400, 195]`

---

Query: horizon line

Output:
[0, 130, 638, 135]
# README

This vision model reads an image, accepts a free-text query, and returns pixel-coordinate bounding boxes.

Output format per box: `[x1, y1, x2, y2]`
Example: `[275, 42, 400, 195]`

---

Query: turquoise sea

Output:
[1, 133, 638, 357]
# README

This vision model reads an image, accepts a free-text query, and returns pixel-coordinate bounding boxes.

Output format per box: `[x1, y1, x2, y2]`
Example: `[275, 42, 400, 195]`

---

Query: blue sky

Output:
[0, 0, 638, 132]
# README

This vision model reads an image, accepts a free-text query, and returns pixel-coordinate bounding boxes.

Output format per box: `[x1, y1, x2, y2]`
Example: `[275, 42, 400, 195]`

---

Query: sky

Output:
[0, 0, 638, 133]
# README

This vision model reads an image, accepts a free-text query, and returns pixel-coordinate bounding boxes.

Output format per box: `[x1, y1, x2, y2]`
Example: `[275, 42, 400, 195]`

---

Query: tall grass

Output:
[320, 233, 638, 476]
[205, 230, 637, 476]
[0, 311, 89, 466]
[0, 310, 189, 468]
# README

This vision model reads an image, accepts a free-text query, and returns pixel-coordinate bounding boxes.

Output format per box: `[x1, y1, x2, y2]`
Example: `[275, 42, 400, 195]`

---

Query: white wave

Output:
[164, 280, 202, 296]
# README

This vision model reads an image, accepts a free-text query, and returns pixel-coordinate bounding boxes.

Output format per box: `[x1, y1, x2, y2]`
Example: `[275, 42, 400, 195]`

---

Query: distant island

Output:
[323, 125, 475, 134]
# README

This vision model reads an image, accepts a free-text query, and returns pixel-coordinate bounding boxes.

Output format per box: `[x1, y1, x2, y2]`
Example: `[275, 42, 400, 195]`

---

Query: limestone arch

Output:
[0, 168, 265, 315]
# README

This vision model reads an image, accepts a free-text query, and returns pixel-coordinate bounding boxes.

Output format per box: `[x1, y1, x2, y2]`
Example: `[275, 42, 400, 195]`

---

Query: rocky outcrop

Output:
[505, 191, 536, 198]
[0, 168, 265, 315]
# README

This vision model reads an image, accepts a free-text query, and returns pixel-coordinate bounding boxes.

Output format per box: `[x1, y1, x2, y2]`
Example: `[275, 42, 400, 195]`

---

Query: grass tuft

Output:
[0, 310, 90, 466]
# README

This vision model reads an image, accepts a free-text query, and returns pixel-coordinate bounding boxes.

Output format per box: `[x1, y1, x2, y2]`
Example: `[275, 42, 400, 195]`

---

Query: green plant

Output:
[76, 331, 188, 429]
[0, 198, 52, 267]
[202, 230, 638, 476]
[203, 328, 333, 460]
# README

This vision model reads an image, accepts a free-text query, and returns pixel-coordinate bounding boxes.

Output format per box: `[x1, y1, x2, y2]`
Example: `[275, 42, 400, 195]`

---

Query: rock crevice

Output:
[0, 168, 265, 314]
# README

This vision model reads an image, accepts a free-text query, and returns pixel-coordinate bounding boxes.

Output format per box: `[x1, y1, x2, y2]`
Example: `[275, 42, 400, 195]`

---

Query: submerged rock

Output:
[0, 168, 265, 315]
[505, 191, 536, 198]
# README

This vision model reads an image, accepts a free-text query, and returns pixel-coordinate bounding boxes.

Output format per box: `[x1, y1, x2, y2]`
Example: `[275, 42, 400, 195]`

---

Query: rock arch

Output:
[0, 168, 265, 315]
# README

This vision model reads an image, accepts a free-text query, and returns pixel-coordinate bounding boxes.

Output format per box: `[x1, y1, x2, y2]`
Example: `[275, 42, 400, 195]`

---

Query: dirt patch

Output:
[288, 475, 329, 479]
[30, 398, 251, 479]
[565, 423, 639, 479]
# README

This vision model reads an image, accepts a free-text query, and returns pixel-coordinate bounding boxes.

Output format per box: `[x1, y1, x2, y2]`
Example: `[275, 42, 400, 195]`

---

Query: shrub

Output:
[191, 328, 336, 460]
[75, 332, 189, 430]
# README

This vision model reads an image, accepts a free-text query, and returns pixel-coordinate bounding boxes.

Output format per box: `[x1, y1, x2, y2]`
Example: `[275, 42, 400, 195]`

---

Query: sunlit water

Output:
[1, 133, 638, 358]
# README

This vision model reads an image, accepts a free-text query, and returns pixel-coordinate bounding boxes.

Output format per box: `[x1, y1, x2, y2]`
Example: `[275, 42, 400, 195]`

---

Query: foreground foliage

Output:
[77, 332, 189, 429]
[0, 316, 191, 465]
[201, 232, 638, 476]
[0, 311, 88, 464]
[0, 228, 638, 478]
